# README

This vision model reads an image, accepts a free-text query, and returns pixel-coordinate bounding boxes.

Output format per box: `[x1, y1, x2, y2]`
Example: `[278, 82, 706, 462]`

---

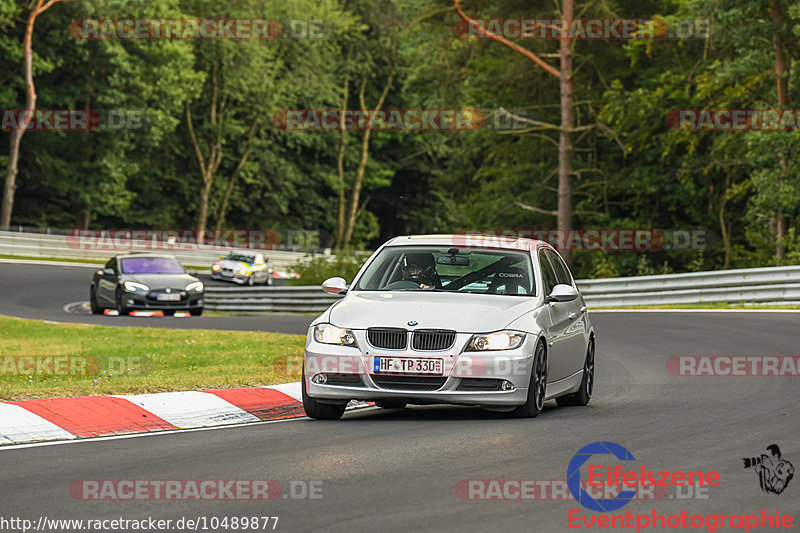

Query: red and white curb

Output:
[0, 383, 318, 446]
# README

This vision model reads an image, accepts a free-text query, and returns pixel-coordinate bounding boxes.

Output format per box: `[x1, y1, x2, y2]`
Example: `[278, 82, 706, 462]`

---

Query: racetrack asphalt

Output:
[0, 259, 798, 532]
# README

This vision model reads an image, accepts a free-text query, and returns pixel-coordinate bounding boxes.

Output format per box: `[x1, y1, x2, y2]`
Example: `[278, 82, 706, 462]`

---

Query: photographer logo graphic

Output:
[743, 444, 794, 494]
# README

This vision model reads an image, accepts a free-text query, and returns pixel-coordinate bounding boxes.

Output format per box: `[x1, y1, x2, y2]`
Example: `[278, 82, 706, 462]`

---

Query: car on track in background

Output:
[302, 234, 595, 420]
[211, 250, 273, 286]
[90, 254, 204, 316]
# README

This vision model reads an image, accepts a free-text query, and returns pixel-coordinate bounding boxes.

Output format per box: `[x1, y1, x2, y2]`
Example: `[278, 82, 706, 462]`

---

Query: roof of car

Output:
[384, 234, 553, 251]
[115, 253, 177, 259]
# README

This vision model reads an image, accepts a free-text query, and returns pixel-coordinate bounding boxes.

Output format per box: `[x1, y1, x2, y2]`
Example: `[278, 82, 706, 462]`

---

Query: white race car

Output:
[211, 251, 273, 286]
[302, 234, 596, 420]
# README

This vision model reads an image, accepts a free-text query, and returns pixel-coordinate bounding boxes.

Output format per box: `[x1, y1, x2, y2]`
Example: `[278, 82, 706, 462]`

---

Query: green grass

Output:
[0, 315, 305, 401]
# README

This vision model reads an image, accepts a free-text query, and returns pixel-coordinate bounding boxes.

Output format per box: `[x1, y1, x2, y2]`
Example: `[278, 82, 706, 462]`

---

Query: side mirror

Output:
[187, 269, 197, 276]
[322, 277, 348, 295]
[547, 284, 578, 303]
[102, 268, 115, 276]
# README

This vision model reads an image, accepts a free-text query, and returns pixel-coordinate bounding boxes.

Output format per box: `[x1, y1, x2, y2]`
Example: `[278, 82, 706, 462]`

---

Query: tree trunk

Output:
[557, 0, 575, 267]
[341, 70, 394, 249]
[334, 73, 350, 249]
[1, 0, 66, 228]
[215, 112, 261, 231]
[771, 0, 789, 262]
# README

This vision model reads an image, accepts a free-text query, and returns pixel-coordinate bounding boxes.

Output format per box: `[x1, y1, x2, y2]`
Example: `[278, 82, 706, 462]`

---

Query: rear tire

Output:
[89, 287, 103, 315]
[556, 337, 594, 407]
[510, 340, 547, 418]
[302, 368, 346, 420]
[375, 400, 406, 409]
[266, 274, 273, 286]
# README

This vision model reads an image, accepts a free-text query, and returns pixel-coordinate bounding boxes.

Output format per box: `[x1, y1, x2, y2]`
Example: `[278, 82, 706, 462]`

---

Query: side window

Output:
[546, 250, 573, 287]
[538, 251, 557, 295]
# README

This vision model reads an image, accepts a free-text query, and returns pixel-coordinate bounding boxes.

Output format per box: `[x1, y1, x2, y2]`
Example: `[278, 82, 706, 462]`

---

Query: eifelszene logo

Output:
[743, 444, 794, 495]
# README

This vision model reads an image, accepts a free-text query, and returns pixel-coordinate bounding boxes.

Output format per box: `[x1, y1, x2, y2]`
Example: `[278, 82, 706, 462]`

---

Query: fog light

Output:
[501, 380, 515, 391]
[311, 373, 327, 384]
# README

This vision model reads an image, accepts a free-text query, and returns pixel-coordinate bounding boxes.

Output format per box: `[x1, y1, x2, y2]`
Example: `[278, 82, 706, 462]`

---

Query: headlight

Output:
[212, 264, 221, 271]
[313, 324, 358, 347]
[236, 267, 250, 275]
[467, 331, 526, 351]
[185, 281, 204, 292]
[123, 281, 149, 292]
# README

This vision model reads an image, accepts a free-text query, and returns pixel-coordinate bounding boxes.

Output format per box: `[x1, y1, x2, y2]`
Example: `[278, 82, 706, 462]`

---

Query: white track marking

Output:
[0, 404, 76, 444]
[269, 382, 303, 401]
[113, 391, 259, 428]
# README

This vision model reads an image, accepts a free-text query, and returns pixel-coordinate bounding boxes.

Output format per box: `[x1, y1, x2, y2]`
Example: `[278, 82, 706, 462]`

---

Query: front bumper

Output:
[304, 330, 535, 407]
[120, 292, 204, 310]
[211, 271, 250, 284]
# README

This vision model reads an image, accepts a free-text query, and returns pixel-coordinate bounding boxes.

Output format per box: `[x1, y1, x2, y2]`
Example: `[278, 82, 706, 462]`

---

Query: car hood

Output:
[218, 260, 251, 269]
[124, 273, 199, 289]
[328, 291, 538, 332]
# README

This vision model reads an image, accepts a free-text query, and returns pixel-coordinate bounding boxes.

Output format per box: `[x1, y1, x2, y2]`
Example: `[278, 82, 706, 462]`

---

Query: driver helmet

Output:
[401, 253, 436, 286]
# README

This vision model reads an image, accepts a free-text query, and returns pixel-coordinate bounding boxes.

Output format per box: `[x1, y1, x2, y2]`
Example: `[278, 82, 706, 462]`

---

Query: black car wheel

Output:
[511, 339, 547, 418]
[163, 309, 176, 316]
[266, 274, 273, 286]
[247, 274, 255, 286]
[302, 367, 346, 420]
[115, 289, 130, 316]
[89, 286, 103, 315]
[556, 337, 594, 407]
[189, 308, 203, 316]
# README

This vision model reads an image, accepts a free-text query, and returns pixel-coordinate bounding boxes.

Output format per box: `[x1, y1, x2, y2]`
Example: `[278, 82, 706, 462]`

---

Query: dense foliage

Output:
[2, 0, 799, 277]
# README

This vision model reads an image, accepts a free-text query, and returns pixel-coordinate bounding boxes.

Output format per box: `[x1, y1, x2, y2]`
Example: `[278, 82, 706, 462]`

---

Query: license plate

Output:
[156, 293, 181, 301]
[373, 357, 443, 375]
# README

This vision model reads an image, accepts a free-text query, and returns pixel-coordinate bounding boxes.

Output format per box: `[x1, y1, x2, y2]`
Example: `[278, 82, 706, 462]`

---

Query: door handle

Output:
[569, 307, 587, 320]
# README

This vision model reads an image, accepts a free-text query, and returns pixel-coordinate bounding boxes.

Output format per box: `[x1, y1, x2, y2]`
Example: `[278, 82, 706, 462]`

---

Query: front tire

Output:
[247, 274, 255, 286]
[302, 368, 346, 420]
[115, 289, 130, 316]
[89, 286, 103, 315]
[189, 308, 203, 316]
[163, 309, 176, 316]
[511, 339, 547, 418]
[556, 337, 594, 407]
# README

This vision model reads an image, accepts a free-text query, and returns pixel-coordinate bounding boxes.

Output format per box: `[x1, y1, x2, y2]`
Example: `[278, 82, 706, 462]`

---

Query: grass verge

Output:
[0, 315, 304, 401]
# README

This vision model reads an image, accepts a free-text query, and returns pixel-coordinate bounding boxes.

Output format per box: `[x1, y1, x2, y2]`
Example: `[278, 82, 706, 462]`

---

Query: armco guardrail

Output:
[0, 230, 306, 270]
[205, 265, 800, 314]
[204, 286, 339, 314]
[577, 265, 800, 307]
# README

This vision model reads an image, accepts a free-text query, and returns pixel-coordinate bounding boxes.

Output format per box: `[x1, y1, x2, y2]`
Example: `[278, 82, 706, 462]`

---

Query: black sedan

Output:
[90, 255, 204, 316]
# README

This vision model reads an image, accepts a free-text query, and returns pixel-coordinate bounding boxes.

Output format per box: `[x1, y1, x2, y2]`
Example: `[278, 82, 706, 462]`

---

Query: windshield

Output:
[226, 254, 256, 264]
[355, 246, 535, 296]
[120, 257, 186, 274]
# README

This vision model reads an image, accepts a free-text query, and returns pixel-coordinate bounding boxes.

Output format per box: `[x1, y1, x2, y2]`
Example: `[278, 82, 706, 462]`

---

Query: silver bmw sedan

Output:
[302, 234, 595, 420]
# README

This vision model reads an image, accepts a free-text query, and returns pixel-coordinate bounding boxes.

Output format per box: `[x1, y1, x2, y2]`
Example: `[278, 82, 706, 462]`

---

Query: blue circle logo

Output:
[567, 441, 637, 512]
